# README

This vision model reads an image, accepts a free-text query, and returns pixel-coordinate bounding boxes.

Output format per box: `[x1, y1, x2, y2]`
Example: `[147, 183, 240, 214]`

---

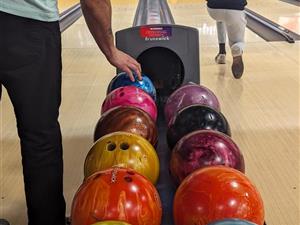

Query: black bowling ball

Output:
[167, 104, 231, 149]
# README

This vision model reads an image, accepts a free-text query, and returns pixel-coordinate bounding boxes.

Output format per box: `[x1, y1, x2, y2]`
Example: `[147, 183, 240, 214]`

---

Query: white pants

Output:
[207, 7, 247, 56]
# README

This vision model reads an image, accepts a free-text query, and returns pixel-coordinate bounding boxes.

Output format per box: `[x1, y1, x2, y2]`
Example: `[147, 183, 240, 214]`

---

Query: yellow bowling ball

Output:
[84, 131, 160, 184]
[92, 221, 131, 225]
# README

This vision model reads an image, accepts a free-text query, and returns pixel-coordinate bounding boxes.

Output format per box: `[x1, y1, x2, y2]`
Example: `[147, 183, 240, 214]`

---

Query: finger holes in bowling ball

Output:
[124, 176, 133, 183]
[119, 92, 125, 97]
[107, 143, 116, 151]
[120, 142, 130, 150]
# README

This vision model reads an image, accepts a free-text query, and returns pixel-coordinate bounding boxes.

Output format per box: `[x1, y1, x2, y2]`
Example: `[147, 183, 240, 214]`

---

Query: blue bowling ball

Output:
[208, 219, 258, 225]
[107, 72, 157, 101]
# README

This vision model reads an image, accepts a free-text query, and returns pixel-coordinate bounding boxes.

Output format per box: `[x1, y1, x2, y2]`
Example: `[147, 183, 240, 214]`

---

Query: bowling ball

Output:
[71, 168, 162, 225]
[167, 104, 231, 149]
[164, 83, 220, 124]
[101, 86, 157, 121]
[85, 132, 160, 184]
[208, 219, 258, 225]
[94, 106, 158, 146]
[107, 72, 157, 101]
[173, 166, 265, 225]
[92, 221, 132, 225]
[170, 130, 245, 184]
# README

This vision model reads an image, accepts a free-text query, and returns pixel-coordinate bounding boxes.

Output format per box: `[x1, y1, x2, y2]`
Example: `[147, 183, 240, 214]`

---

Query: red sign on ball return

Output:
[140, 26, 172, 41]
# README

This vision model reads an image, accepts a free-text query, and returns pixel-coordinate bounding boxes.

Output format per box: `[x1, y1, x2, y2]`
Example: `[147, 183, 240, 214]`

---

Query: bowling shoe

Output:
[231, 43, 244, 79]
[215, 53, 226, 64]
[232, 55, 244, 79]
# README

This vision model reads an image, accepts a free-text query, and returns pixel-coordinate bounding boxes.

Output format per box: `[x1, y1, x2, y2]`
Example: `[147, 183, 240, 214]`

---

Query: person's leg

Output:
[216, 21, 227, 54]
[0, 12, 65, 225]
[224, 10, 247, 78]
[215, 21, 227, 64]
[207, 7, 227, 64]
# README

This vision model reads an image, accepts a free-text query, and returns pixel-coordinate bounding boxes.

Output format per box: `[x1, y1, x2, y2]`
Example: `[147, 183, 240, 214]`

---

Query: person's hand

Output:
[108, 48, 142, 81]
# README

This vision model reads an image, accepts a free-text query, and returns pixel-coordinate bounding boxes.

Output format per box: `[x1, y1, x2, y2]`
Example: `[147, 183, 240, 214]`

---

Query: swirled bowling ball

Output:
[173, 166, 265, 225]
[170, 130, 245, 184]
[92, 221, 132, 225]
[94, 106, 158, 146]
[107, 72, 157, 101]
[208, 219, 258, 225]
[71, 168, 162, 225]
[164, 83, 220, 124]
[167, 104, 231, 149]
[85, 132, 159, 184]
[101, 86, 157, 121]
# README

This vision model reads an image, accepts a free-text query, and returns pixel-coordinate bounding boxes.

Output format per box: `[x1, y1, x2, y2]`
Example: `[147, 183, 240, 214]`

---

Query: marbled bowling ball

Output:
[107, 72, 157, 101]
[71, 168, 162, 225]
[173, 166, 265, 225]
[170, 130, 245, 184]
[101, 86, 157, 121]
[167, 104, 231, 149]
[164, 83, 220, 124]
[92, 221, 132, 225]
[94, 106, 158, 147]
[208, 219, 258, 225]
[85, 132, 159, 184]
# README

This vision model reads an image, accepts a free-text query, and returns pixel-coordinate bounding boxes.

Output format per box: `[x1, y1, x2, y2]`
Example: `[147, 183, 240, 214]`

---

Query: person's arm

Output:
[80, 0, 141, 81]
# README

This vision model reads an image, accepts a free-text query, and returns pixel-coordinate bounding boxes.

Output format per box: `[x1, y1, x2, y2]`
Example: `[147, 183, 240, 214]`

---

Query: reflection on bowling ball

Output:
[173, 166, 265, 225]
[208, 219, 258, 225]
[94, 106, 158, 147]
[101, 86, 157, 121]
[85, 132, 159, 184]
[71, 168, 162, 225]
[107, 72, 157, 101]
[164, 83, 220, 124]
[170, 130, 245, 184]
[92, 221, 132, 225]
[167, 104, 231, 149]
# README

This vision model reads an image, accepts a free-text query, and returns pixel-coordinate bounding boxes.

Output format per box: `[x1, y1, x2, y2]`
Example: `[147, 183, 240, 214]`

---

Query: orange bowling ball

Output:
[173, 166, 265, 225]
[84, 132, 159, 184]
[71, 168, 162, 225]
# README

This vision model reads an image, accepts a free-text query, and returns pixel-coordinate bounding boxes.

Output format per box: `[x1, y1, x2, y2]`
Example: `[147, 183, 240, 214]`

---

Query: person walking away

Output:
[206, 0, 247, 78]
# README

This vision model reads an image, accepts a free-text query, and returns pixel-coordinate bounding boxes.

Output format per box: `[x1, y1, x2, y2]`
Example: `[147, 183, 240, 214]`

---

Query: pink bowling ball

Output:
[101, 86, 157, 121]
[164, 83, 221, 124]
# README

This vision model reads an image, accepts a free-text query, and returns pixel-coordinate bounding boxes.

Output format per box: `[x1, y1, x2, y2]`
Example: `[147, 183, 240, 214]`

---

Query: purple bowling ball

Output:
[164, 83, 221, 124]
[170, 130, 245, 184]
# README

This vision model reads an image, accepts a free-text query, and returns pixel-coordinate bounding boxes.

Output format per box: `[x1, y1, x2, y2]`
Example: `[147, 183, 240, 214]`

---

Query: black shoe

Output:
[232, 55, 244, 79]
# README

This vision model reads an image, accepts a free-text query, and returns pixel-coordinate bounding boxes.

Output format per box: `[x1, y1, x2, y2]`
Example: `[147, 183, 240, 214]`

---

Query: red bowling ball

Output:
[173, 166, 265, 225]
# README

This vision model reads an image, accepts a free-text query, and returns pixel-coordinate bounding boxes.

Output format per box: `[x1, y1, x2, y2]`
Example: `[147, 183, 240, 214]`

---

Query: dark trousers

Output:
[0, 11, 66, 225]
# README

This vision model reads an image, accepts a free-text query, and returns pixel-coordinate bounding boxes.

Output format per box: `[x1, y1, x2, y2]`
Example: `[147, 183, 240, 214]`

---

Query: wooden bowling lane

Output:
[170, 1, 300, 225]
[0, 0, 299, 225]
[247, 0, 300, 34]
[58, 0, 80, 13]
